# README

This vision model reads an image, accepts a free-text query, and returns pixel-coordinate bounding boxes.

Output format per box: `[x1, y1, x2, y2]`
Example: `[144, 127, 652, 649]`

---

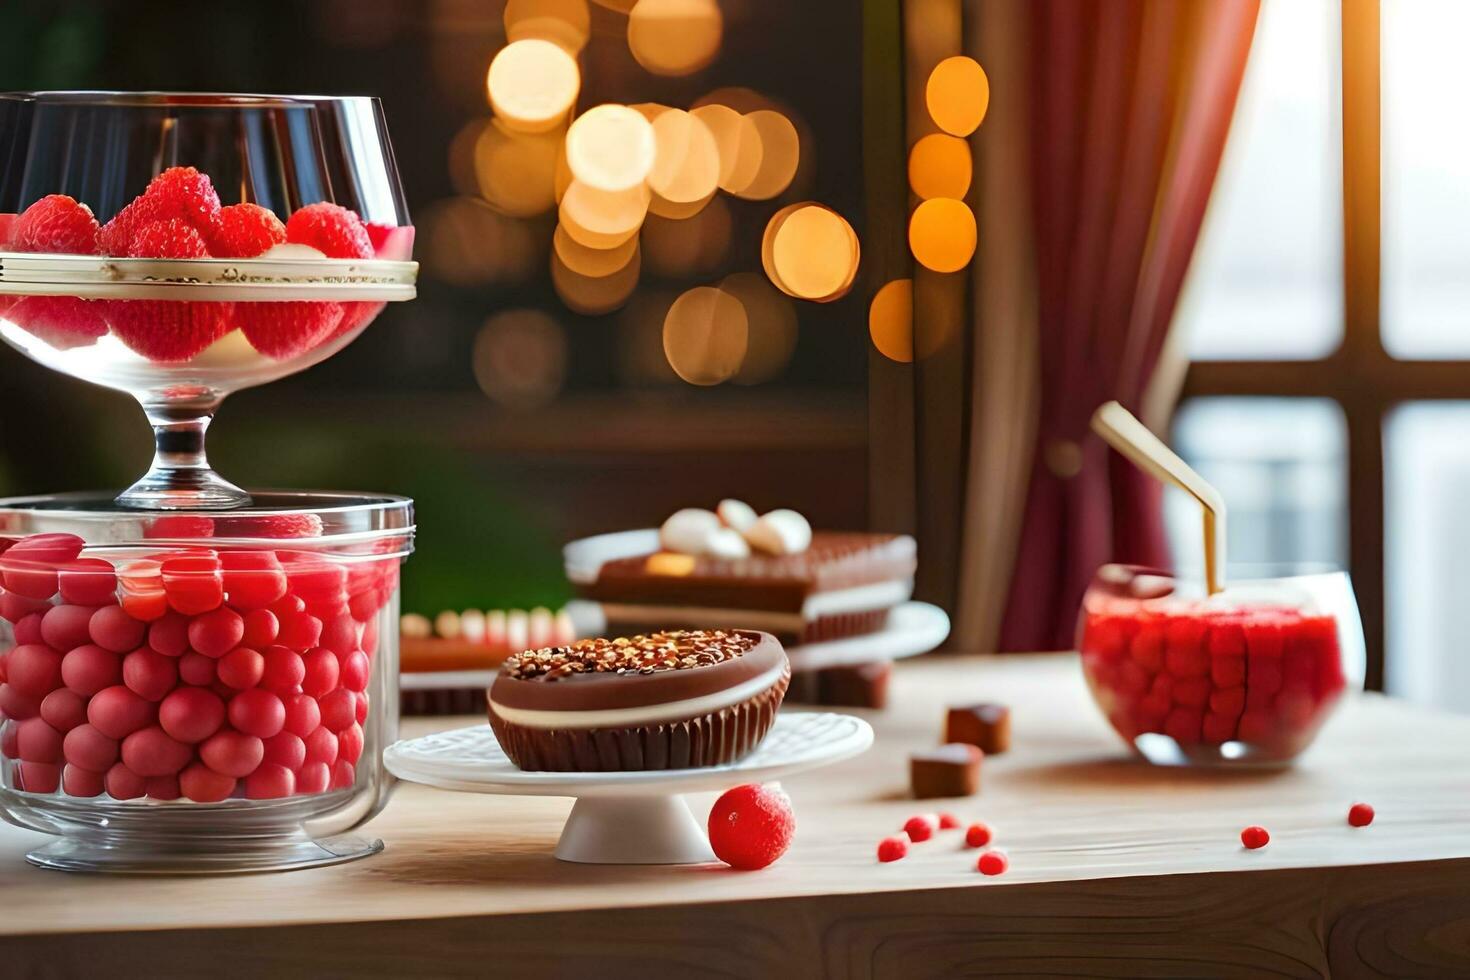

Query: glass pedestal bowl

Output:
[0, 92, 418, 510]
[1077, 564, 1365, 767]
[0, 492, 412, 872]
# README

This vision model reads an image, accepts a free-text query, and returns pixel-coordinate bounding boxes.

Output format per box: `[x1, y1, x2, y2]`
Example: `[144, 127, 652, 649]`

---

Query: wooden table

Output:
[3, 654, 1470, 978]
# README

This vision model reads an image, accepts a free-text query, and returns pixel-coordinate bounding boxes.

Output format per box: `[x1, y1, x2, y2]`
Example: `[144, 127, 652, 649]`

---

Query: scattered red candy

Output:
[902, 813, 938, 843]
[938, 812, 961, 830]
[964, 822, 993, 848]
[1241, 825, 1270, 849]
[707, 783, 795, 870]
[976, 849, 1009, 875]
[877, 835, 909, 863]
[1348, 802, 1375, 827]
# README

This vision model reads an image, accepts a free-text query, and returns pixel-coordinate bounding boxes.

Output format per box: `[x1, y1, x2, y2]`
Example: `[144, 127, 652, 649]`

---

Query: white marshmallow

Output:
[744, 509, 813, 555]
[706, 526, 751, 559]
[529, 606, 554, 648]
[460, 609, 487, 643]
[717, 498, 758, 532]
[433, 609, 461, 639]
[400, 613, 431, 638]
[259, 242, 329, 261]
[553, 608, 577, 644]
[506, 609, 530, 652]
[659, 508, 722, 554]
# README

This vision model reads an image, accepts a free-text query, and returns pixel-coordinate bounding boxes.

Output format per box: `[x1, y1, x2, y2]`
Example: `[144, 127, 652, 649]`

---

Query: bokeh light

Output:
[448, 117, 491, 197]
[592, 0, 637, 10]
[925, 55, 989, 138]
[663, 285, 749, 385]
[553, 221, 639, 278]
[552, 243, 642, 315]
[617, 291, 680, 385]
[627, 0, 723, 77]
[719, 272, 798, 385]
[504, 0, 591, 53]
[474, 119, 562, 217]
[422, 197, 540, 287]
[691, 103, 763, 194]
[560, 179, 650, 248]
[733, 109, 800, 200]
[487, 38, 580, 133]
[641, 195, 731, 278]
[907, 133, 972, 201]
[868, 278, 914, 362]
[566, 104, 658, 192]
[647, 109, 721, 213]
[473, 310, 568, 410]
[762, 203, 859, 301]
[908, 197, 977, 273]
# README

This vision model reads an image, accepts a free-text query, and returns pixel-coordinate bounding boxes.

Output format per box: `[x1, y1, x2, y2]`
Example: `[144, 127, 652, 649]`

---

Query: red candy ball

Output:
[964, 822, 993, 848]
[161, 555, 224, 615]
[976, 849, 1009, 875]
[0, 682, 41, 719]
[179, 762, 236, 802]
[262, 731, 306, 771]
[877, 835, 909, 863]
[146, 775, 181, 800]
[86, 685, 156, 739]
[317, 687, 356, 733]
[58, 558, 118, 607]
[39, 688, 87, 732]
[338, 650, 370, 693]
[121, 725, 192, 776]
[245, 763, 296, 800]
[40, 604, 97, 651]
[61, 644, 121, 696]
[12, 611, 44, 646]
[220, 551, 287, 610]
[104, 762, 146, 800]
[217, 647, 265, 690]
[88, 604, 146, 653]
[354, 691, 369, 725]
[261, 646, 305, 693]
[296, 761, 330, 794]
[0, 719, 16, 757]
[1241, 825, 1270, 849]
[178, 651, 217, 686]
[228, 689, 285, 739]
[199, 729, 264, 778]
[147, 613, 190, 657]
[320, 614, 360, 655]
[18, 761, 61, 793]
[283, 692, 322, 737]
[707, 783, 796, 870]
[242, 608, 279, 648]
[16, 717, 63, 763]
[304, 726, 338, 766]
[902, 813, 937, 843]
[62, 764, 105, 797]
[938, 812, 961, 830]
[63, 723, 119, 771]
[337, 722, 364, 765]
[328, 759, 355, 790]
[158, 686, 226, 744]
[7, 644, 63, 698]
[1348, 802, 1375, 827]
[122, 647, 179, 701]
[301, 647, 339, 697]
[278, 612, 323, 653]
[188, 607, 244, 658]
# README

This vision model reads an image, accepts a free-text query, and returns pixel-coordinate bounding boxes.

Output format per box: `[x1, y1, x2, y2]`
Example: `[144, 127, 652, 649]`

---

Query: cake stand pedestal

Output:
[383, 712, 874, 865]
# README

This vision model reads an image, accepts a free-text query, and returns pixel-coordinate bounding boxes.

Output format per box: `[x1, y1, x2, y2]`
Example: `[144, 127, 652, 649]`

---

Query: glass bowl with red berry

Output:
[0, 92, 417, 510]
[1077, 564, 1365, 767]
[0, 491, 413, 872]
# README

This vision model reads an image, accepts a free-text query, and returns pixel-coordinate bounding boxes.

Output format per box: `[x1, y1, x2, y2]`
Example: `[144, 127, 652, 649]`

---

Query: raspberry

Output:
[142, 166, 222, 237]
[11, 195, 100, 254]
[0, 212, 16, 247]
[211, 203, 286, 258]
[333, 300, 386, 342]
[237, 301, 344, 359]
[964, 822, 992, 848]
[1241, 825, 1270, 849]
[876, 835, 908, 863]
[285, 202, 372, 259]
[902, 813, 937, 842]
[105, 299, 232, 362]
[1348, 802, 1374, 827]
[707, 783, 795, 870]
[4, 296, 108, 350]
[126, 218, 210, 259]
[976, 849, 1009, 875]
[366, 221, 415, 260]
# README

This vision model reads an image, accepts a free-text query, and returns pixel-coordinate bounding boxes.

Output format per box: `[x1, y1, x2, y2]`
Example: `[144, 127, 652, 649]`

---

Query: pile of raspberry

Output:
[0, 527, 400, 803]
[0, 167, 399, 363]
[1079, 601, 1347, 755]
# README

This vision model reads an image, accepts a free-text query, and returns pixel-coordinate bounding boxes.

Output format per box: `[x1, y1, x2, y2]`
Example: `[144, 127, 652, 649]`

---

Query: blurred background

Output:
[2, 0, 1468, 711]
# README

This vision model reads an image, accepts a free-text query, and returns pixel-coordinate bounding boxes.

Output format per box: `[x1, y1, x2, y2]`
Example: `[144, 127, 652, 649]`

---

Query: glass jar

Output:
[0, 491, 412, 872]
[1077, 563, 1364, 767]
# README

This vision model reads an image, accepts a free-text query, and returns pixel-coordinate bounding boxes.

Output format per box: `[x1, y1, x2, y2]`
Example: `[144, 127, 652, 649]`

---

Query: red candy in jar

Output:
[1078, 564, 1360, 766]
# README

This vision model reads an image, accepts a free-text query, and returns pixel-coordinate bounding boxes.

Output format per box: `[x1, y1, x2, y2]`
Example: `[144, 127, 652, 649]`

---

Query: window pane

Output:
[1167, 398, 1347, 576]
[1381, 1, 1470, 358]
[1183, 0, 1342, 361]
[1385, 403, 1470, 711]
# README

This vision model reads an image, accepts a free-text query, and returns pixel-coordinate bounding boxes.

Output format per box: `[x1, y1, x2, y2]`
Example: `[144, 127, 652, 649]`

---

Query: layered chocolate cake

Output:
[564, 505, 917, 646]
[487, 629, 790, 772]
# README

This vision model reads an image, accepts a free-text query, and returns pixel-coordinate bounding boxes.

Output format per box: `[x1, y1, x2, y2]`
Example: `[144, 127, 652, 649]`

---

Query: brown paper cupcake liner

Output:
[488, 666, 791, 772]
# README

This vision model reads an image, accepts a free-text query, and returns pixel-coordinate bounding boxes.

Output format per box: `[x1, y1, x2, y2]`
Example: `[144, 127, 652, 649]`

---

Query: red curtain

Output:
[997, 0, 1260, 651]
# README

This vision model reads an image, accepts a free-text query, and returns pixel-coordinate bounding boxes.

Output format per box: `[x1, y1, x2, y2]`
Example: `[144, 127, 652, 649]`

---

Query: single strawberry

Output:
[212, 203, 286, 258]
[285, 202, 372, 259]
[126, 218, 211, 259]
[10, 195, 100, 254]
[106, 300, 232, 363]
[237, 301, 344, 359]
[4, 296, 108, 350]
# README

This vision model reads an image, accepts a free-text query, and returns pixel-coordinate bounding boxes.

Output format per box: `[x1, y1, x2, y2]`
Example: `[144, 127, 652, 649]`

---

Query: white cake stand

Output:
[383, 712, 873, 865]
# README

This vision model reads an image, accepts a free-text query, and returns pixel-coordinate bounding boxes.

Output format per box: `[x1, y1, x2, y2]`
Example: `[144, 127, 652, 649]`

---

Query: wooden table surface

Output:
[3, 653, 1470, 978]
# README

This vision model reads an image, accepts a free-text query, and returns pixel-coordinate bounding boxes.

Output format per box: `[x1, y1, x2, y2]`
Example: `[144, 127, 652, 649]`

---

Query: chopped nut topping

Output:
[502, 630, 757, 681]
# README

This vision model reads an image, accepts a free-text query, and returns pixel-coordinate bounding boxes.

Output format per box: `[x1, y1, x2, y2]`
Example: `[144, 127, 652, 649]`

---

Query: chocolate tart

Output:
[566, 530, 917, 645]
[487, 630, 790, 772]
